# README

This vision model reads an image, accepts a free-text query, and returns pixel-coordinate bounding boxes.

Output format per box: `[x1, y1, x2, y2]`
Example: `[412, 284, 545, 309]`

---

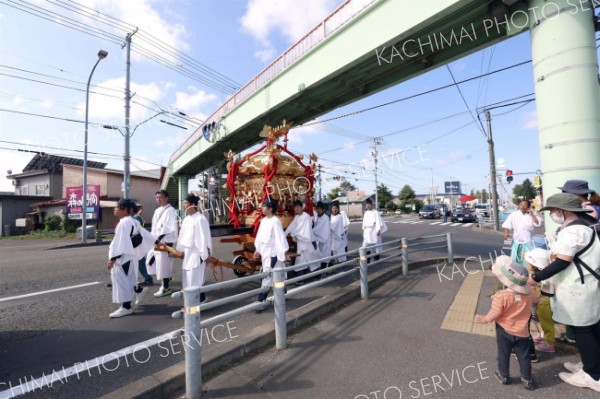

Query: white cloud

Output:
[287, 122, 320, 145]
[0, 150, 31, 191]
[240, 0, 339, 62]
[342, 142, 355, 151]
[83, 0, 190, 60]
[41, 99, 54, 109]
[521, 110, 538, 130]
[76, 77, 164, 123]
[174, 87, 217, 114]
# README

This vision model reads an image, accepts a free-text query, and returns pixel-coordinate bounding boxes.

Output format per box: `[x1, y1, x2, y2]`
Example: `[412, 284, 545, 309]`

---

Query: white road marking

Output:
[0, 329, 183, 399]
[461, 223, 474, 227]
[440, 222, 452, 226]
[430, 222, 442, 225]
[0, 282, 101, 303]
[450, 223, 462, 227]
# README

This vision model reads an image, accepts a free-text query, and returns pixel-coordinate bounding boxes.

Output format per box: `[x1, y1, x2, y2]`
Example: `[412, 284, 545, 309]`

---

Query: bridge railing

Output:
[168, 0, 378, 166]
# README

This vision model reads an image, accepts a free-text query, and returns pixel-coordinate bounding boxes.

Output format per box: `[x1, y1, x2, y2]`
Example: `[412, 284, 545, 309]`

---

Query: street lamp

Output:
[82, 49, 108, 243]
[102, 110, 188, 199]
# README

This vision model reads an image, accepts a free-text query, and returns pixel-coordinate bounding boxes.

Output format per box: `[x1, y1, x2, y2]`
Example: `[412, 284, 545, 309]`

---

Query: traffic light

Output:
[506, 170, 513, 183]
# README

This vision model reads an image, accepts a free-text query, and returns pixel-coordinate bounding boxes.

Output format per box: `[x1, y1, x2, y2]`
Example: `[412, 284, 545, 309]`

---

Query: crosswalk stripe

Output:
[450, 223, 462, 226]
[440, 222, 452, 225]
[461, 223, 473, 227]
[430, 221, 442, 225]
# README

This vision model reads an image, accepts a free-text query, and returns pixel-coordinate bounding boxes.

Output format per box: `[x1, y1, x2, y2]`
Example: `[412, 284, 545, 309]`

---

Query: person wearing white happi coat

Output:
[107, 199, 148, 318]
[330, 201, 349, 262]
[313, 202, 332, 267]
[285, 200, 320, 274]
[176, 194, 212, 303]
[151, 190, 179, 298]
[362, 198, 385, 261]
[502, 199, 542, 267]
[340, 209, 350, 252]
[253, 199, 289, 302]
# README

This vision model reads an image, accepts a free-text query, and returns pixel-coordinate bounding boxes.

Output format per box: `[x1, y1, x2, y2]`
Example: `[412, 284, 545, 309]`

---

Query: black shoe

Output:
[530, 353, 539, 363]
[257, 292, 268, 302]
[495, 371, 509, 385]
[142, 280, 154, 286]
[106, 283, 112, 288]
[522, 378, 536, 391]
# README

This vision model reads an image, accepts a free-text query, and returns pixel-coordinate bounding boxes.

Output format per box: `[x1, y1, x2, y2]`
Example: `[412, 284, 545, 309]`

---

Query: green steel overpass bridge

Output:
[162, 0, 600, 213]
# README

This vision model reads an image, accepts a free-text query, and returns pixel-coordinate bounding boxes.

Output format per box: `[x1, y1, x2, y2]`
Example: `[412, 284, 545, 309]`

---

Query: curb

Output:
[100, 257, 463, 399]
[47, 241, 111, 250]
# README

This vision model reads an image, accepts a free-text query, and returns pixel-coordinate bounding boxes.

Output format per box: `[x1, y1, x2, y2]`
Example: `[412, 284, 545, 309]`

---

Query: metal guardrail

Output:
[178, 232, 453, 398]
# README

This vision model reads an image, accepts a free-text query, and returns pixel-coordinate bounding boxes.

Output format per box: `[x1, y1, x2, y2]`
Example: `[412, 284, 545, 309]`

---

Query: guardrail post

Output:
[273, 266, 287, 349]
[401, 238, 408, 276]
[446, 232, 454, 264]
[183, 286, 202, 399]
[359, 247, 368, 300]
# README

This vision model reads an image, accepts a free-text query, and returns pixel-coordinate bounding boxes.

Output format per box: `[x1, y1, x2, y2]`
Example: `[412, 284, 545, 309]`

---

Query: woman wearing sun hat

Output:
[530, 193, 600, 393]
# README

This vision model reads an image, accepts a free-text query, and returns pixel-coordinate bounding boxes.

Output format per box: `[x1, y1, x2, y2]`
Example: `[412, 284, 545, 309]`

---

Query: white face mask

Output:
[550, 212, 564, 224]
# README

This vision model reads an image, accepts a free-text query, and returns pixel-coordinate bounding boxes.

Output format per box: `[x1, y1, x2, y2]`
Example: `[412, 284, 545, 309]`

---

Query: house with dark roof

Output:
[2, 152, 163, 234]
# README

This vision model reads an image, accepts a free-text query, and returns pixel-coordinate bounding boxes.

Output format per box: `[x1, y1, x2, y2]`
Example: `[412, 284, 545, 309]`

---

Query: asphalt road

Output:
[0, 215, 504, 398]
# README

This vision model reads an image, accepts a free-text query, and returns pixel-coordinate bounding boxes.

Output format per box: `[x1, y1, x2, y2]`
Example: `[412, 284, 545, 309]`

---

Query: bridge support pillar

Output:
[528, 0, 600, 230]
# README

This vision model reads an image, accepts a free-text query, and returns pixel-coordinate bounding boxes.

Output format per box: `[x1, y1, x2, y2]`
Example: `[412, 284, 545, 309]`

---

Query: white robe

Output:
[375, 217, 388, 254]
[150, 204, 179, 280]
[254, 216, 289, 288]
[330, 212, 347, 262]
[285, 212, 320, 272]
[313, 213, 331, 260]
[109, 216, 138, 304]
[340, 210, 350, 249]
[129, 218, 157, 282]
[176, 212, 212, 289]
[362, 209, 381, 246]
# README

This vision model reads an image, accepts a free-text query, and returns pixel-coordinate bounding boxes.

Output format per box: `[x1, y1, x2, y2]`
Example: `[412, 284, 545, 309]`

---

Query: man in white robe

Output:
[362, 198, 384, 262]
[253, 199, 288, 302]
[330, 201, 349, 263]
[151, 190, 179, 297]
[313, 201, 332, 270]
[108, 199, 143, 318]
[285, 200, 320, 277]
[176, 194, 212, 303]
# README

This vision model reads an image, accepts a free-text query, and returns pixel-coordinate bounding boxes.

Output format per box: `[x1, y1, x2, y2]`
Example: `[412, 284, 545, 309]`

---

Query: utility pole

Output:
[430, 169, 435, 205]
[371, 138, 381, 210]
[123, 29, 138, 199]
[486, 111, 500, 230]
[317, 163, 322, 201]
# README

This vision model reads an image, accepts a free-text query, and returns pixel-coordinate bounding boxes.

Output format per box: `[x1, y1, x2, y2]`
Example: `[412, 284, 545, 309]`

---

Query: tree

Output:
[339, 181, 356, 192]
[470, 189, 475, 196]
[385, 201, 397, 211]
[481, 189, 489, 203]
[475, 190, 482, 201]
[398, 184, 416, 200]
[376, 184, 393, 209]
[512, 178, 536, 205]
[327, 180, 357, 200]
[327, 187, 342, 200]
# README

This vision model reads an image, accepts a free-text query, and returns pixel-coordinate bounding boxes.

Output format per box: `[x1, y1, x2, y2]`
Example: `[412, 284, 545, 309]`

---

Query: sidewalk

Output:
[187, 265, 595, 399]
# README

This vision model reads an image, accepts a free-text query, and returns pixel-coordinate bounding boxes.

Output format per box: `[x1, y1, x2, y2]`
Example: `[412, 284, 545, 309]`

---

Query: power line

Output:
[0, 107, 103, 125]
[446, 64, 487, 137]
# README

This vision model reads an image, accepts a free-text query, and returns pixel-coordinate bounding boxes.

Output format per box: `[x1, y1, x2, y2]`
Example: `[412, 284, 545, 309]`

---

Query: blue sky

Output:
[1, 0, 598, 202]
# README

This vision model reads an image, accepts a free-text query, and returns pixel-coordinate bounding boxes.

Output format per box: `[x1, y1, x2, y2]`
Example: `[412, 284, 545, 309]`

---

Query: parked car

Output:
[419, 205, 441, 219]
[395, 210, 401, 215]
[451, 208, 478, 223]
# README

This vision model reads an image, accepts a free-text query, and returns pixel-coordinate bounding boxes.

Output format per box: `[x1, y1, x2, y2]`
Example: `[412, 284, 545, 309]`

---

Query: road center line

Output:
[0, 282, 102, 303]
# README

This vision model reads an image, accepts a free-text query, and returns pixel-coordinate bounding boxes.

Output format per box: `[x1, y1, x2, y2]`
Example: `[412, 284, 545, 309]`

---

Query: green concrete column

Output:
[528, 0, 600, 230]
